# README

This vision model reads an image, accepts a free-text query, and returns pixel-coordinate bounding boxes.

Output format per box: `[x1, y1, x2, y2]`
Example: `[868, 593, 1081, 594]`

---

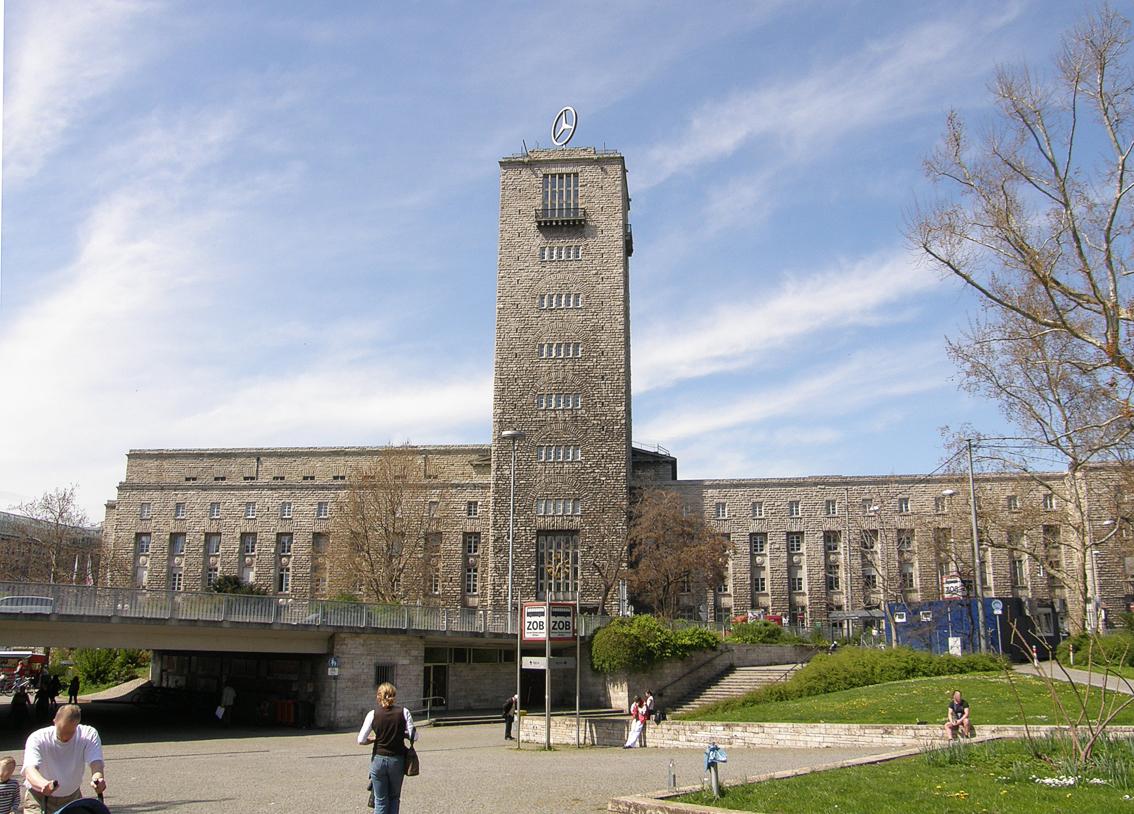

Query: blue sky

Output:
[0, 1, 1095, 520]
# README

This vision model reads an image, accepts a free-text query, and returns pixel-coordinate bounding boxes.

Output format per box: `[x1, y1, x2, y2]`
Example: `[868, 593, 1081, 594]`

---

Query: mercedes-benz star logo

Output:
[551, 106, 577, 146]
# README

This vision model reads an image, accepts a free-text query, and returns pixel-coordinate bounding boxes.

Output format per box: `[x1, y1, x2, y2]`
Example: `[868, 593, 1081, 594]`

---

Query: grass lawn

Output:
[676, 738, 1134, 813]
[680, 673, 1134, 725]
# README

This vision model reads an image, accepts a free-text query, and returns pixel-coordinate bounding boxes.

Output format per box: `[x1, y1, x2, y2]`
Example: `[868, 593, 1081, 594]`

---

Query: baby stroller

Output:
[57, 797, 111, 814]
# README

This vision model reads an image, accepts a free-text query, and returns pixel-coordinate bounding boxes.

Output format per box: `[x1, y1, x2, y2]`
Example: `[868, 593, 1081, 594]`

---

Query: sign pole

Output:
[575, 593, 581, 748]
[515, 602, 522, 749]
[545, 590, 552, 750]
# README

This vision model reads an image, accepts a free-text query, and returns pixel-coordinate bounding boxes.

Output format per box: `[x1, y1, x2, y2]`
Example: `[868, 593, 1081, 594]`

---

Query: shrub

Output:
[591, 615, 720, 673]
[70, 648, 150, 687]
[1055, 632, 1134, 667]
[695, 646, 1006, 712]
[212, 575, 268, 595]
[729, 621, 806, 645]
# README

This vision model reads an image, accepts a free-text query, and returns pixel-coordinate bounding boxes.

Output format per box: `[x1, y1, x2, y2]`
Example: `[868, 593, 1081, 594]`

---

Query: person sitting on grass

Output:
[944, 690, 971, 740]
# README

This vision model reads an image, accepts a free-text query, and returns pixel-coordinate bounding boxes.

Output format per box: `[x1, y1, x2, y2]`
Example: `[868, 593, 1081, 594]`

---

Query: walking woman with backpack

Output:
[357, 682, 418, 814]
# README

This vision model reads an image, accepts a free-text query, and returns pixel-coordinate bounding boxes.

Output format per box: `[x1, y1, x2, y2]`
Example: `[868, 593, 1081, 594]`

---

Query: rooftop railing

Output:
[0, 582, 610, 637]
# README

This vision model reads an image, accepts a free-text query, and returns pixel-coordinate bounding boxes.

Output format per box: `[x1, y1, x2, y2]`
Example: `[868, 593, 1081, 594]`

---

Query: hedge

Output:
[590, 615, 720, 673]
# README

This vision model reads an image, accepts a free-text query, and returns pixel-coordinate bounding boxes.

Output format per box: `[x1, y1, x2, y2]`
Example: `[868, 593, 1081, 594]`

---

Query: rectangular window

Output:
[1043, 493, 1056, 511]
[1043, 524, 1061, 550]
[316, 501, 330, 519]
[826, 565, 841, 591]
[206, 533, 221, 555]
[277, 566, 291, 594]
[134, 564, 149, 588]
[824, 531, 840, 553]
[170, 567, 184, 592]
[537, 342, 582, 359]
[535, 393, 582, 410]
[244, 502, 256, 519]
[538, 246, 583, 261]
[789, 568, 804, 592]
[824, 499, 838, 517]
[900, 563, 915, 591]
[312, 532, 328, 553]
[542, 173, 579, 216]
[241, 564, 254, 585]
[751, 501, 764, 519]
[332, 474, 346, 481]
[787, 532, 803, 553]
[934, 496, 947, 514]
[714, 501, 728, 519]
[241, 533, 257, 555]
[749, 532, 766, 555]
[897, 529, 914, 551]
[464, 562, 479, 596]
[206, 566, 219, 587]
[897, 497, 910, 514]
[1007, 495, 1019, 511]
[535, 498, 581, 516]
[214, 476, 226, 482]
[135, 533, 151, 555]
[427, 500, 439, 518]
[429, 565, 440, 595]
[536, 531, 579, 597]
[174, 502, 186, 519]
[752, 567, 767, 593]
[788, 500, 800, 518]
[170, 533, 186, 556]
[209, 502, 221, 519]
[464, 532, 480, 556]
[538, 292, 583, 308]
[302, 475, 315, 481]
[536, 445, 582, 462]
[861, 529, 878, 550]
[272, 476, 285, 481]
[1012, 558, 1026, 586]
[863, 569, 878, 590]
[280, 502, 293, 519]
[139, 503, 152, 520]
[277, 533, 293, 555]
[466, 501, 479, 518]
[861, 498, 873, 515]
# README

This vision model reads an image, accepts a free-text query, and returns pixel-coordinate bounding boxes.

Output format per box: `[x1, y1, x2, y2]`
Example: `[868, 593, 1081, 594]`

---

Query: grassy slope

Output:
[680, 673, 1134, 725]
[677, 739, 1130, 814]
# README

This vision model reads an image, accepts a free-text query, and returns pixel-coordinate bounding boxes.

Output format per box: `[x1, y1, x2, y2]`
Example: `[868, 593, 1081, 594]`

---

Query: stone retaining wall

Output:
[519, 715, 1134, 750]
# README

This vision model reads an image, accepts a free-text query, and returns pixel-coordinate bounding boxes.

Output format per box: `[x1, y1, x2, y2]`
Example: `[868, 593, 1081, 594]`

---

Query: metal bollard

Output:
[668, 759, 676, 790]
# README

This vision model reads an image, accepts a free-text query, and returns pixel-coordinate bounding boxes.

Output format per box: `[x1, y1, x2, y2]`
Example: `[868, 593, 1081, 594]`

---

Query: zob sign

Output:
[522, 602, 576, 642]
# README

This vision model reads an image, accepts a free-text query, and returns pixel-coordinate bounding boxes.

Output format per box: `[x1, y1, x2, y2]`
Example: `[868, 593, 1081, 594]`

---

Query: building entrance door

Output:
[423, 663, 448, 710]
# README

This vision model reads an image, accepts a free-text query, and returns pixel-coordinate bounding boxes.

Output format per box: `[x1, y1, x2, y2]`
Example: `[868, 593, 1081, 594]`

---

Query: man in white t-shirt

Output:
[22, 704, 106, 814]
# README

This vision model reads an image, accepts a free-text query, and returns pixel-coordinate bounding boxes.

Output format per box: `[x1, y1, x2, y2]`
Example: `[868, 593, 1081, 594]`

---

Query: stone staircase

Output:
[667, 664, 801, 715]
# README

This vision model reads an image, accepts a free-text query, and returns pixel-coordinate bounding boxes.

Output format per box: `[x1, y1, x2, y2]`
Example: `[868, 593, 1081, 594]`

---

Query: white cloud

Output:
[633, 249, 942, 392]
[635, 343, 946, 444]
[636, 9, 1019, 190]
[3, 0, 151, 182]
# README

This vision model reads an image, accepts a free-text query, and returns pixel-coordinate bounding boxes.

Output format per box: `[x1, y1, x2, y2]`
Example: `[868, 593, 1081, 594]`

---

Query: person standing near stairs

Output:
[641, 690, 656, 747]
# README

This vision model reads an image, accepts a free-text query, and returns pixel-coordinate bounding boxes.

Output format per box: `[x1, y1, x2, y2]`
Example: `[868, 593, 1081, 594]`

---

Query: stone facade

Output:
[487, 148, 633, 614]
[0, 510, 101, 585]
[100, 145, 1134, 644]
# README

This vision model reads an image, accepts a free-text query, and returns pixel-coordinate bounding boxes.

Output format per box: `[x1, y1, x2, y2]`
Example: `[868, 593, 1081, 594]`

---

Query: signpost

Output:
[991, 599, 1004, 655]
[520, 601, 578, 750]
[522, 603, 576, 641]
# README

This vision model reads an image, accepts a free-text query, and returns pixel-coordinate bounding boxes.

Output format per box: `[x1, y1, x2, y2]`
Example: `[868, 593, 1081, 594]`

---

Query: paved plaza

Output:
[0, 705, 892, 813]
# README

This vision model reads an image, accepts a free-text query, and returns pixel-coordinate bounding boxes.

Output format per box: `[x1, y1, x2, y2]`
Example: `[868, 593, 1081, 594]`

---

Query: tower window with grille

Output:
[537, 531, 579, 598]
[541, 173, 579, 218]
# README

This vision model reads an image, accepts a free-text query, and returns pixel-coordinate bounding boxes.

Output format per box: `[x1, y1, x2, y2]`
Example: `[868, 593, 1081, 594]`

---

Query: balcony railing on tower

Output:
[535, 207, 586, 226]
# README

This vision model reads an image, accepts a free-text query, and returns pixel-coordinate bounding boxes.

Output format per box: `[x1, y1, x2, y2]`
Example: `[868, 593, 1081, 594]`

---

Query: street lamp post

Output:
[941, 440, 988, 653]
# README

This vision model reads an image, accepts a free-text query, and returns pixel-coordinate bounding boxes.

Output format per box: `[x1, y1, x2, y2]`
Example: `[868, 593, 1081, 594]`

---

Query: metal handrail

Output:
[654, 648, 732, 703]
[0, 582, 610, 637]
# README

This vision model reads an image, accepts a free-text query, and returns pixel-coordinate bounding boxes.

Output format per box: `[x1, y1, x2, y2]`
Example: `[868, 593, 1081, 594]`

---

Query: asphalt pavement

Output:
[0, 704, 892, 814]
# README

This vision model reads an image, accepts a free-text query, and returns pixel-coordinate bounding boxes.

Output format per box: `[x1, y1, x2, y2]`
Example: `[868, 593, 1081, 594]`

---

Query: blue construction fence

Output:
[884, 597, 1062, 662]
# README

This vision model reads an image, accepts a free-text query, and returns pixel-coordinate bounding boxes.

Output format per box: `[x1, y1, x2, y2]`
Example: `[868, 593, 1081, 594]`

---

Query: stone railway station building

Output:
[103, 145, 1134, 643]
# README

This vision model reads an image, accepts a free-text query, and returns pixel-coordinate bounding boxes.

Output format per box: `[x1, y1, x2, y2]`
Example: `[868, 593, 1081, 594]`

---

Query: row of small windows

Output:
[538, 293, 583, 309]
[538, 342, 582, 359]
[746, 530, 915, 554]
[539, 245, 583, 261]
[536, 393, 582, 410]
[748, 562, 917, 595]
[718, 493, 1059, 519]
[535, 498, 581, 516]
[135, 531, 328, 556]
[536, 445, 582, 462]
[142, 501, 330, 520]
[184, 474, 345, 483]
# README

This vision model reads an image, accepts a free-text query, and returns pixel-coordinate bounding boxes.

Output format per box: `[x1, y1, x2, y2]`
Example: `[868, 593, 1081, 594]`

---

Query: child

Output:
[0, 756, 19, 814]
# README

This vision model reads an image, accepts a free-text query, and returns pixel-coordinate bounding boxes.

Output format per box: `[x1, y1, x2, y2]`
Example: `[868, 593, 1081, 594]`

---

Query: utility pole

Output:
[966, 439, 989, 653]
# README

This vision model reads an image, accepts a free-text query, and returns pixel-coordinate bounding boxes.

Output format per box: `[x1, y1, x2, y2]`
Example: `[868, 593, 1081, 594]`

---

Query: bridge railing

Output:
[0, 582, 610, 636]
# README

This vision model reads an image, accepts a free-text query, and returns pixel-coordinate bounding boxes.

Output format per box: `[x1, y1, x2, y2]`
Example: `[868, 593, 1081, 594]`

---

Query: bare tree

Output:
[626, 488, 729, 619]
[583, 520, 630, 616]
[327, 448, 447, 605]
[914, 7, 1134, 407]
[7, 486, 94, 584]
[914, 6, 1134, 633]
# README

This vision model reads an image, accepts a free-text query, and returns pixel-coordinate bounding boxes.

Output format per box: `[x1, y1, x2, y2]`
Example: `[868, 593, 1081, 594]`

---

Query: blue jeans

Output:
[370, 754, 405, 814]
